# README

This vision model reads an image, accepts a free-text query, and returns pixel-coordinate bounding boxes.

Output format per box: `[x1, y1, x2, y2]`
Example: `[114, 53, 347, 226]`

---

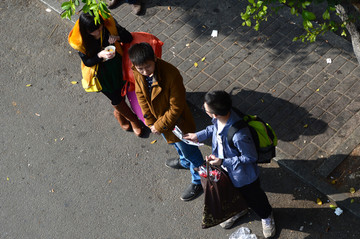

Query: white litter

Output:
[46, 8, 52, 12]
[335, 207, 343, 216]
[326, 58, 332, 64]
[229, 227, 257, 239]
[211, 30, 218, 38]
[299, 226, 304, 231]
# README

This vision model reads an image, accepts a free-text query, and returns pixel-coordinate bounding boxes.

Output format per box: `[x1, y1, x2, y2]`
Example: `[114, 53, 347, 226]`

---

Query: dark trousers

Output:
[238, 178, 272, 219]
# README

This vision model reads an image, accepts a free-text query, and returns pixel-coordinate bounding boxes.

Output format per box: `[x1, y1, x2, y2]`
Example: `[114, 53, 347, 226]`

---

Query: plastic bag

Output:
[229, 227, 257, 239]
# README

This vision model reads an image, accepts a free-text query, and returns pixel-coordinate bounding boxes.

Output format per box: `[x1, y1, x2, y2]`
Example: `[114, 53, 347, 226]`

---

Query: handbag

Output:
[81, 29, 103, 92]
[81, 63, 102, 92]
[200, 161, 248, 229]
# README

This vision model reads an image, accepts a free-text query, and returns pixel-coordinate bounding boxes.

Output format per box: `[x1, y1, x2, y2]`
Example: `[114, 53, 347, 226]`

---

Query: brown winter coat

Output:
[133, 58, 196, 143]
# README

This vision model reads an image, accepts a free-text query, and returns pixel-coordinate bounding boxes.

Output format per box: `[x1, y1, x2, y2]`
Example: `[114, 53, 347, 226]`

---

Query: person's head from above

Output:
[79, 13, 104, 40]
[128, 43, 156, 77]
[203, 91, 232, 118]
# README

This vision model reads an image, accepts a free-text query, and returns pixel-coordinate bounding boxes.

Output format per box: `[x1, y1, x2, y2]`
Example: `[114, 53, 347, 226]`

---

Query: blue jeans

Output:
[170, 140, 204, 185]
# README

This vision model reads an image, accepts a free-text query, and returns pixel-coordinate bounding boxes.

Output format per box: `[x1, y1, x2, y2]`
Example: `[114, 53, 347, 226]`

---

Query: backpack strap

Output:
[227, 120, 247, 150]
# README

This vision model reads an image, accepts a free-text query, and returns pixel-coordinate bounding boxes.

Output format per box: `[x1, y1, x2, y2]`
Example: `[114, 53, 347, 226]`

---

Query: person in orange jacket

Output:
[68, 13, 142, 136]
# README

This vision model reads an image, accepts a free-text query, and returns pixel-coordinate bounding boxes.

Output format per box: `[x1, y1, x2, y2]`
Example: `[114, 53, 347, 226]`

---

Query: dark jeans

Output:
[238, 178, 272, 219]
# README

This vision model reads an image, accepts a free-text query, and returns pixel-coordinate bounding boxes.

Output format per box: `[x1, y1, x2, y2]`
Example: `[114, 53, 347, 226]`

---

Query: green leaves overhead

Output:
[241, 0, 351, 43]
[60, 0, 110, 24]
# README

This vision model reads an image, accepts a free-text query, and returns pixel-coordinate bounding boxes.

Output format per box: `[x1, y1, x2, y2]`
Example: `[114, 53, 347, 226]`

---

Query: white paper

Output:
[326, 58, 332, 64]
[211, 30, 218, 38]
[172, 126, 204, 146]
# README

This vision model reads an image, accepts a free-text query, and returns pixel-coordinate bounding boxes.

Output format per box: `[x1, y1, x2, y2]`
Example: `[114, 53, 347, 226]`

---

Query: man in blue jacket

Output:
[184, 91, 276, 238]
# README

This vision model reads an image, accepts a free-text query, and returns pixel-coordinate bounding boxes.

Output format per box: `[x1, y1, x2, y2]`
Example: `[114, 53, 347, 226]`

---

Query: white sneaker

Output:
[262, 213, 276, 238]
[220, 209, 248, 229]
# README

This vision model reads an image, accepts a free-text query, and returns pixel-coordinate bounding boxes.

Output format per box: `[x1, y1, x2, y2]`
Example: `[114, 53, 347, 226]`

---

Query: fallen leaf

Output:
[350, 187, 356, 193]
[6, 177, 9, 181]
[186, 43, 190, 47]
[351, 199, 355, 203]
[69, 51, 72, 54]
[331, 179, 337, 184]
[194, 62, 198, 67]
[12, 102, 17, 106]
[136, 153, 139, 157]
[304, 124, 308, 128]
[60, 137, 64, 141]
[108, 179, 112, 184]
[71, 81, 78, 85]
[26, 84, 32, 87]
[329, 204, 337, 209]
[35, 113, 40, 117]
[316, 198, 322, 205]
[201, 57, 206, 62]
[51, 189, 55, 193]
[168, 6, 171, 10]
[260, 99, 264, 103]
[150, 140, 157, 144]
[316, 89, 320, 92]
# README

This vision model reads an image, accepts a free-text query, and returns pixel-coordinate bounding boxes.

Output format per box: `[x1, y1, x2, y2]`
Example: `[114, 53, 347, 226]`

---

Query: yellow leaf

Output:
[151, 140, 157, 144]
[316, 89, 320, 92]
[304, 124, 308, 128]
[6, 177, 9, 181]
[108, 179, 112, 184]
[351, 199, 355, 203]
[316, 198, 322, 205]
[330, 204, 337, 209]
[350, 187, 356, 193]
[331, 179, 337, 184]
[194, 62, 198, 67]
[201, 57, 206, 62]
[168, 6, 171, 10]
[26, 84, 32, 87]
[260, 99, 264, 103]
[71, 81, 78, 85]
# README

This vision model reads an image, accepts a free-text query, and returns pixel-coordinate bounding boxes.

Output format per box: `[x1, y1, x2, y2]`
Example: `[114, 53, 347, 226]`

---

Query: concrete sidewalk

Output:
[44, 0, 360, 218]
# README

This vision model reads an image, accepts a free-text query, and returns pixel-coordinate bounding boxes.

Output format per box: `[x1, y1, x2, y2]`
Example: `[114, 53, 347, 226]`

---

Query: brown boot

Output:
[114, 101, 143, 137]
[113, 107, 131, 131]
[108, 0, 121, 9]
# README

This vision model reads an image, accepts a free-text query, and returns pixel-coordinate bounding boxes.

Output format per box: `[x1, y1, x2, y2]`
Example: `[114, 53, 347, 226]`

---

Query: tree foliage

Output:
[60, 0, 110, 24]
[241, 0, 357, 42]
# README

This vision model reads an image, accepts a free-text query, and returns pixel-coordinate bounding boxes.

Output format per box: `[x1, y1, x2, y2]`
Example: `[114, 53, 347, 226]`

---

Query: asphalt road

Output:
[1, 0, 360, 238]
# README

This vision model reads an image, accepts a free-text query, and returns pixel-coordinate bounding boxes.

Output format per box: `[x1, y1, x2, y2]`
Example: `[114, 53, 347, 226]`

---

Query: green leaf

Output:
[248, 0, 255, 4]
[341, 30, 347, 36]
[322, 10, 330, 20]
[82, 4, 90, 13]
[246, 19, 252, 27]
[256, 1, 263, 8]
[303, 11, 316, 21]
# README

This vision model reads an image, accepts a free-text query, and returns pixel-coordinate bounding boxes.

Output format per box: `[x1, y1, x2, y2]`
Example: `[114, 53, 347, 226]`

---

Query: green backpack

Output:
[227, 109, 277, 164]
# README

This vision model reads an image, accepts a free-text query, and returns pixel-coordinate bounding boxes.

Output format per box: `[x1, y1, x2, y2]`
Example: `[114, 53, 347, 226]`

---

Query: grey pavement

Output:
[2, 0, 360, 238]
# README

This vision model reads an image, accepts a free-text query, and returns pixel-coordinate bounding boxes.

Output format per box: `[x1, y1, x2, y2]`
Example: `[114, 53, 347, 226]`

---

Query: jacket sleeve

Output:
[134, 76, 157, 126]
[196, 125, 214, 142]
[153, 71, 186, 133]
[222, 127, 258, 166]
[78, 51, 103, 67]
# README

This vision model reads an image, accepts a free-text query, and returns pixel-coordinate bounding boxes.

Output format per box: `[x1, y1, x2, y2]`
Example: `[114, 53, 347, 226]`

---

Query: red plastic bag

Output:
[121, 32, 164, 96]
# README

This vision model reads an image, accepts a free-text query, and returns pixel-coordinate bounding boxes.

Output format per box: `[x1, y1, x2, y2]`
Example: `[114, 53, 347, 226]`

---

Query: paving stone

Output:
[196, 77, 218, 92]
[171, 24, 196, 42]
[328, 109, 354, 131]
[344, 78, 360, 99]
[295, 142, 320, 160]
[178, 41, 201, 59]
[321, 133, 349, 155]
[212, 63, 235, 81]
[263, 70, 287, 89]
[277, 140, 301, 157]
[328, 95, 352, 116]
[194, 40, 217, 60]
[318, 77, 341, 96]
[300, 92, 323, 111]
[346, 98, 360, 113]
[307, 71, 332, 92]
[228, 48, 251, 67]
[203, 57, 225, 75]
[288, 73, 312, 93]
[162, 19, 185, 37]
[269, 82, 287, 98]
[306, 58, 328, 78]
[256, 65, 277, 83]
[336, 113, 360, 139]
[237, 66, 259, 86]
[185, 71, 208, 91]
[221, 43, 243, 62]
[210, 76, 235, 91]
[278, 88, 296, 101]
[203, 45, 226, 64]
[254, 51, 276, 70]
[312, 127, 336, 148]
[280, 67, 305, 87]
[149, 20, 170, 36]
[317, 91, 342, 111]
[333, 60, 358, 80]
[177, 58, 195, 73]
[244, 47, 269, 65]
[289, 86, 314, 108]
[271, 49, 293, 69]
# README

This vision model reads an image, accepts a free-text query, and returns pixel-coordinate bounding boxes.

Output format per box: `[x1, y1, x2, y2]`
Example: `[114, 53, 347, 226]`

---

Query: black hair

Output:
[204, 91, 232, 116]
[78, 13, 104, 57]
[128, 43, 156, 66]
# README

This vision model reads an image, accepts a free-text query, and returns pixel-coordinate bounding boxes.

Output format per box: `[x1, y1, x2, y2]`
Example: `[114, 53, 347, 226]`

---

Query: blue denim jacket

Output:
[196, 110, 259, 188]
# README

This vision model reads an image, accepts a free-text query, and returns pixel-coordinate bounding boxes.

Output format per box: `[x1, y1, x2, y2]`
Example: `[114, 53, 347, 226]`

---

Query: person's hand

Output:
[206, 154, 222, 166]
[108, 35, 120, 44]
[150, 125, 160, 135]
[97, 50, 115, 60]
[183, 133, 198, 142]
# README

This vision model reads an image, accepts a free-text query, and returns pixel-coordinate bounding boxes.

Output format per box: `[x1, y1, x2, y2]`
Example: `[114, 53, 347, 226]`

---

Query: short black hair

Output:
[204, 91, 232, 116]
[128, 42, 156, 66]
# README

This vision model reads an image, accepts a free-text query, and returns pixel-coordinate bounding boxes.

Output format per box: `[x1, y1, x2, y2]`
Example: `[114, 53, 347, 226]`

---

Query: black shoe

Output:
[165, 158, 187, 169]
[180, 183, 203, 201]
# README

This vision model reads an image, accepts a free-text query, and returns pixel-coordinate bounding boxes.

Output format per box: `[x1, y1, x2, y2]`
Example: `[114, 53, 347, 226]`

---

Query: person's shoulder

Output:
[156, 58, 180, 75]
